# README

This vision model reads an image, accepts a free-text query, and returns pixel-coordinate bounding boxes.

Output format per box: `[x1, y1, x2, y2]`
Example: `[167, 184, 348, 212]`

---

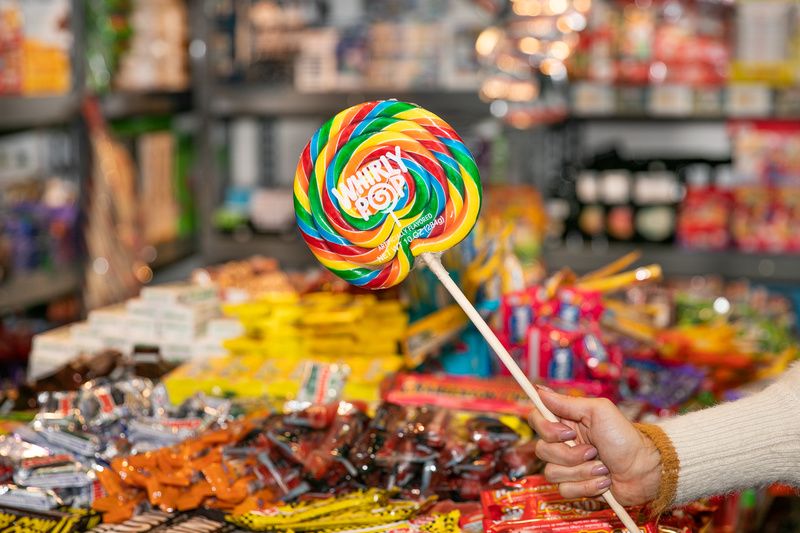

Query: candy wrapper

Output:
[88, 511, 235, 532]
[0, 504, 100, 532]
[227, 489, 460, 533]
[481, 476, 652, 533]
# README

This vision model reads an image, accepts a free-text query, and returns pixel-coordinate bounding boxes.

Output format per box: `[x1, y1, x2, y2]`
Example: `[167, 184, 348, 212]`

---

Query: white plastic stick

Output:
[421, 252, 639, 533]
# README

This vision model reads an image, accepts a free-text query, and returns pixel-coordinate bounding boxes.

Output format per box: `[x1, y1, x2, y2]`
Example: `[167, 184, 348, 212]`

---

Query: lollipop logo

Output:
[331, 146, 408, 221]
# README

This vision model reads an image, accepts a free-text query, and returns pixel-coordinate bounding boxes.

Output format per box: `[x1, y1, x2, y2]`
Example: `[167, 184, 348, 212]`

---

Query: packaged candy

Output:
[527, 322, 582, 381]
[382, 374, 532, 417]
[13, 455, 94, 490]
[285, 362, 350, 415]
[481, 476, 655, 533]
[0, 504, 100, 533]
[0, 485, 63, 512]
[87, 510, 234, 533]
[226, 489, 449, 532]
[488, 517, 658, 532]
[481, 475, 559, 530]
[467, 417, 520, 453]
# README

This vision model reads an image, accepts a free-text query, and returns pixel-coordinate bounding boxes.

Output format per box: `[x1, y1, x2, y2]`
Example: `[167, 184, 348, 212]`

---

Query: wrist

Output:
[634, 423, 679, 516]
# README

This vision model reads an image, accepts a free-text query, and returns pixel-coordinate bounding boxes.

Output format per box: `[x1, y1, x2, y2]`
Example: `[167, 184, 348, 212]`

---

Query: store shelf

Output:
[569, 114, 800, 122]
[0, 94, 80, 131]
[0, 268, 82, 313]
[211, 86, 489, 118]
[149, 237, 196, 271]
[101, 91, 193, 119]
[204, 231, 315, 268]
[542, 243, 800, 283]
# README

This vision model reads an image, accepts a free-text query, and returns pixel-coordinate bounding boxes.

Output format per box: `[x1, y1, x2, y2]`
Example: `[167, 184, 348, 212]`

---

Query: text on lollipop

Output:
[331, 145, 408, 221]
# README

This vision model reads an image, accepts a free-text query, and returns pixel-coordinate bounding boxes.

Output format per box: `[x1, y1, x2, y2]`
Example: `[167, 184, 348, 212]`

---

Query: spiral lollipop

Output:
[293, 100, 481, 289]
[293, 100, 640, 533]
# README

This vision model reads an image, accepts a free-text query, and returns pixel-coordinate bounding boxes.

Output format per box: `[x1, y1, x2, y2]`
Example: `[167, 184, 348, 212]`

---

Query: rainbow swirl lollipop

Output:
[293, 100, 482, 289]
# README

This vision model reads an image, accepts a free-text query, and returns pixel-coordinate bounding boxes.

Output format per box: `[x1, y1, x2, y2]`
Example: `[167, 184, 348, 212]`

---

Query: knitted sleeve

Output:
[656, 362, 800, 506]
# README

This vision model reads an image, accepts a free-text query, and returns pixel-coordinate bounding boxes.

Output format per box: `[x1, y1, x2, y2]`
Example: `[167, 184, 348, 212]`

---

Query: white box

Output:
[158, 320, 204, 342]
[125, 298, 157, 319]
[140, 283, 218, 306]
[160, 341, 195, 363]
[69, 323, 106, 352]
[103, 337, 134, 355]
[127, 316, 160, 342]
[159, 302, 217, 324]
[88, 305, 128, 337]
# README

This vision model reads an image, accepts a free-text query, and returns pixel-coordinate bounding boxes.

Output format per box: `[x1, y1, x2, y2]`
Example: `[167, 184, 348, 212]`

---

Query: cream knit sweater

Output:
[657, 362, 800, 505]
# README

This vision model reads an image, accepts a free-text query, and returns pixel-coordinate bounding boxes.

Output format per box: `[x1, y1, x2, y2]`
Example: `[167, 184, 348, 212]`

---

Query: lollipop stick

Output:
[420, 252, 639, 533]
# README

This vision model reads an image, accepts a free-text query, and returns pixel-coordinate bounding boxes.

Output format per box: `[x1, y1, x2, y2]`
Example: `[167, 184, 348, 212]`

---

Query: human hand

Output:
[528, 386, 661, 506]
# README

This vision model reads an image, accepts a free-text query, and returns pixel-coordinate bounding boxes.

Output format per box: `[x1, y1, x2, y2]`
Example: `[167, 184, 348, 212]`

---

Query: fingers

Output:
[535, 439, 597, 467]
[543, 460, 608, 484]
[528, 409, 577, 442]
[534, 386, 597, 423]
[558, 477, 613, 499]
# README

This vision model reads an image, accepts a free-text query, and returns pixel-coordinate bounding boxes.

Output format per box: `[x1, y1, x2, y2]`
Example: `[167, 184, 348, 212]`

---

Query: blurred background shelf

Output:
[569, 114, 800, 122]
[0, 268, 82, 314]
[150, 237, 197, 271]
[542, 244, 800, 283]
[210, 87, 489, 118]
[203, 232, 314, 268]
[100, 91, 193, 119]
[0, 94, 81, 131]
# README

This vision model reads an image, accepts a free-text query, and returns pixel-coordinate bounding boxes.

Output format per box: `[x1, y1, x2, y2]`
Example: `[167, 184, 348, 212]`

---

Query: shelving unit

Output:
[151, 237, 198, 271]
[211, 86, 489, 120]
[101, 91, 193, 120]
[0, 268, 82, 314]
[203, 232, 314, 268]
[0, 94, 81, 132]
[0, 0, 199, 317]
[543, 244, 800, 283]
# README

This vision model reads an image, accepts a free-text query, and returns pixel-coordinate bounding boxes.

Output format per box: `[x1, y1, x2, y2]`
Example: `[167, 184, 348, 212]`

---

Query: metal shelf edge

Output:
[0, 94, 81, 131]
[210, 87, 488, 116]
[542, 244, 800, 283]
[0, 268, 82, 313]
[101, 91, 193, 119]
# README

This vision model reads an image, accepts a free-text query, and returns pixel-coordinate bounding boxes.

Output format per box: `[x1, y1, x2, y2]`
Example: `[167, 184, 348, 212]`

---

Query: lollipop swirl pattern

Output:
[367, 183, 401, 215]
[294, 100, 482, 289]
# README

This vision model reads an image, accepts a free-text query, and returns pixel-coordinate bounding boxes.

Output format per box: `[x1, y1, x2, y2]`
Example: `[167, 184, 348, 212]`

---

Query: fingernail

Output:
[591, 464, 609, 476]
[558, 429, 577, 441]
[535, 384, 554, 393]
[597, 478, 612, 490]
[583, 447, 598, 461]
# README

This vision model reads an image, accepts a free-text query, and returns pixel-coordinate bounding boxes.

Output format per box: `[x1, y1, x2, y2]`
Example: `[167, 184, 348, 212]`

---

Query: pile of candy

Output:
[191, 256, 297, 302]
[497, 258, 663, 390]
[0, 377, 231, 511]
[166, 294, 408, 403]
[89, 399, 536, 523]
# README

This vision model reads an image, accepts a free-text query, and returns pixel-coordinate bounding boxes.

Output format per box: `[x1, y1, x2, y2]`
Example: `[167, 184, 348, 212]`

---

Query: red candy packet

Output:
[482, 476, 654, 533]
[382, 373, 532, 417]
[489, 517, 658, 532]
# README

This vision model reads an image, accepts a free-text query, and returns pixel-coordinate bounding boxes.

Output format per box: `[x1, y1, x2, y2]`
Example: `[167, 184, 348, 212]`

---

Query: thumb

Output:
[535, 386, 592, 423]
